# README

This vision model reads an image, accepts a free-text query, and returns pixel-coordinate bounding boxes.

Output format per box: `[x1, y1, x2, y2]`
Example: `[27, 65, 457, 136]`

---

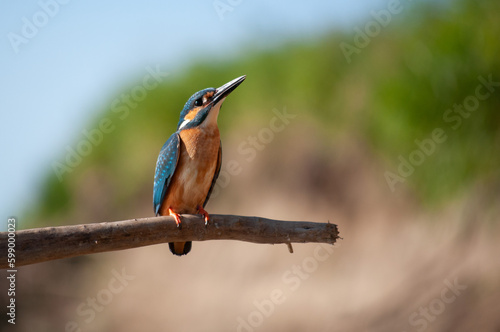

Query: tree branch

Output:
[0, 214, 339, 268]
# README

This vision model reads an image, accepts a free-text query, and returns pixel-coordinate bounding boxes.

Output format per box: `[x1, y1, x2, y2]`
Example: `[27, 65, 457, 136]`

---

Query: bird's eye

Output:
[194, 98, 203, 106]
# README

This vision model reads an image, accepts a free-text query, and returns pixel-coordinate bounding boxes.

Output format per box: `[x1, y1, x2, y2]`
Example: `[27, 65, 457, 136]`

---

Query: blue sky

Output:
[0, 0, 387, 226]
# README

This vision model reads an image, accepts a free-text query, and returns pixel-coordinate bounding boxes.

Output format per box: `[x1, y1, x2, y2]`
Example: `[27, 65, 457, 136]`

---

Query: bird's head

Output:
[176, 75, 246, 131]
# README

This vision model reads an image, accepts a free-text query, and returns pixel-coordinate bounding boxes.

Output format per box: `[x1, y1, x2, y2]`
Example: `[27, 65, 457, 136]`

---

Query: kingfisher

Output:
[153, 75, 246, 256]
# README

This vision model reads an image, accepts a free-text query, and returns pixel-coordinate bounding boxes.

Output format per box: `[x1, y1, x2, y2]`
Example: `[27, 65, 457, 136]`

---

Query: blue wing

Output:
[203, 142, 222, 207]
[153, 132, 180, 216]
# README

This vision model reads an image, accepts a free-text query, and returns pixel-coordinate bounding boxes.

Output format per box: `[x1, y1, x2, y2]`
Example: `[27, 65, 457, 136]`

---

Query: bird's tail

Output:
[169, 241, 192, 256]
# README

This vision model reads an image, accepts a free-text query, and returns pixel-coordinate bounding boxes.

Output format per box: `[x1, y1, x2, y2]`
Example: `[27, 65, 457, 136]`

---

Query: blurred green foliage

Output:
[37, 0, 500, 222]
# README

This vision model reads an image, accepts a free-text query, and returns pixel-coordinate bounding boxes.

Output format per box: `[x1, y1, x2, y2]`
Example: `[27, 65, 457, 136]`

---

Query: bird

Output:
[153, 75, 246, 256]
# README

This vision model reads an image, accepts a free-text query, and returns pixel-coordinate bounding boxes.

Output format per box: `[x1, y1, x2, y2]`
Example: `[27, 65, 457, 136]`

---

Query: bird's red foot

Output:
[168, 208, 182, 229]
[197, 205, 210, 226]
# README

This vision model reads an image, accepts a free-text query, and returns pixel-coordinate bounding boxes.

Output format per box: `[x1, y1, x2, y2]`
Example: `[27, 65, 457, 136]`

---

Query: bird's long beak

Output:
[212, 75, 246, 106]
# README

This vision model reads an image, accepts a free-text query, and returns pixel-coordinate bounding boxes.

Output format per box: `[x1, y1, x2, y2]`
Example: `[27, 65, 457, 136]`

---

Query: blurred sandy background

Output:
[1, 0, 500, 331]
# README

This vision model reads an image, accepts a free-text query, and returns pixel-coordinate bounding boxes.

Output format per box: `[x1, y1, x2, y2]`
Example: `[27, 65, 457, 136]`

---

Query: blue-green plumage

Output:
[153, 133, 180, 216]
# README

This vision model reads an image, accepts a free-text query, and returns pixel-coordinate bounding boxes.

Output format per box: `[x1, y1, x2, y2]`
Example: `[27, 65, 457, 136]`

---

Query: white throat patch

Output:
[178, 118, 191, 130]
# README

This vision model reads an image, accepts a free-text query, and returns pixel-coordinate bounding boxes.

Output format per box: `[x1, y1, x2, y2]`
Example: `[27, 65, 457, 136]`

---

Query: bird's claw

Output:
[198, 205, 210, 227]
[168, 208, 183, 229]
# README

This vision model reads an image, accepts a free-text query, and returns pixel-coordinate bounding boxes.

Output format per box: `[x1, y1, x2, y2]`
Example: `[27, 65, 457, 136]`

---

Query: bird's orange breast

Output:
[159, 126, 220, 215]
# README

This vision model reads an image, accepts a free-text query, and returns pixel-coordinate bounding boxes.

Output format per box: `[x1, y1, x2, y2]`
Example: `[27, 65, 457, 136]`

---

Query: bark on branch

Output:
[0, 214, 339, 268]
